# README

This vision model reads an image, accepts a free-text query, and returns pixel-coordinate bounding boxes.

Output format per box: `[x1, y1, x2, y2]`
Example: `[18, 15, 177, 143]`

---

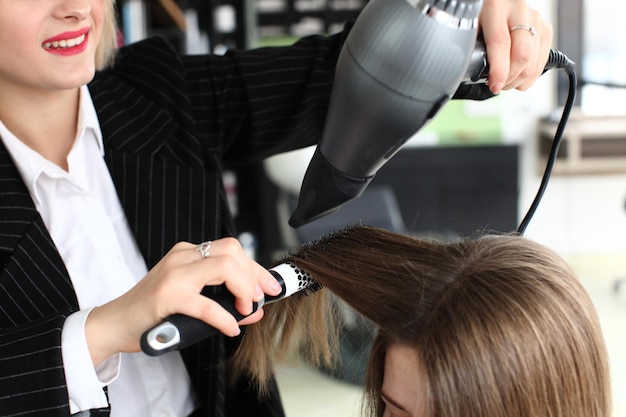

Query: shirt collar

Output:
[0, 85, 104, 203]
[78, 84, 104, 155]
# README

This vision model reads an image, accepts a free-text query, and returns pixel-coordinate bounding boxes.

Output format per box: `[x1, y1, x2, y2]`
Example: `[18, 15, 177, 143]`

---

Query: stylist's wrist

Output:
[85, 302, 136, 366]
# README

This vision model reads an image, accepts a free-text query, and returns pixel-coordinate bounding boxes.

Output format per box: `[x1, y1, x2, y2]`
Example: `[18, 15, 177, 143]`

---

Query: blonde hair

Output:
[96, 0, 120, 69]
[232, 226, 611, 417]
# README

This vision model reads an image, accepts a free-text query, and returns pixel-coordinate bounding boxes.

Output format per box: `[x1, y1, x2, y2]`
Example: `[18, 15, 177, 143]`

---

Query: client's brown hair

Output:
[232, 225, 611, 417]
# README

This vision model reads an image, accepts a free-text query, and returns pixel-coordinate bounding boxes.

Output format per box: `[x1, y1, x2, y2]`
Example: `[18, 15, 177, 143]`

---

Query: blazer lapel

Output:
[89, 75, 221, 270]
[0, 142, 78, 328]
[89, 70, 181, 156]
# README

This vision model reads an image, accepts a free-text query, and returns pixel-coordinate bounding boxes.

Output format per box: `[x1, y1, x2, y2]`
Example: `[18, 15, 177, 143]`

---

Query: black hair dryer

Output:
[289, 0, 483, 227]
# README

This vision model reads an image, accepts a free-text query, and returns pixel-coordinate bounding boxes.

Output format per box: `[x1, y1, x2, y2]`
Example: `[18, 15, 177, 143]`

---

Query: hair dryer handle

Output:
[462, 36, 575, 86]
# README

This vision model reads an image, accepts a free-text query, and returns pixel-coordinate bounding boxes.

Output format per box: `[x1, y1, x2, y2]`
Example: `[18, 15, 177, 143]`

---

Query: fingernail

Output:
[232, 326, 241, 337]
[245, 302, 254, 315]
[490, 82, 503, 94]
[270, 279, 282, 295]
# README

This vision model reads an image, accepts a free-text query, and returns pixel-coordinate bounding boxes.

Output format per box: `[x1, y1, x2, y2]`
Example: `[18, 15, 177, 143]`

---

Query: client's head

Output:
[234, 225, 611, 417]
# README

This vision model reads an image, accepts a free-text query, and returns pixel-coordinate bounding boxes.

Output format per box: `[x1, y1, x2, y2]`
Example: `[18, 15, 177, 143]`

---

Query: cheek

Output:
[0, 14, 30, 46]
[0, 17, 42, 65]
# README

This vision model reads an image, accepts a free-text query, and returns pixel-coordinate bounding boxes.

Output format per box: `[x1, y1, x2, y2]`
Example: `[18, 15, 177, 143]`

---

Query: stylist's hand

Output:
[85, 237, 282, 365]
[479, 0, 553, 94]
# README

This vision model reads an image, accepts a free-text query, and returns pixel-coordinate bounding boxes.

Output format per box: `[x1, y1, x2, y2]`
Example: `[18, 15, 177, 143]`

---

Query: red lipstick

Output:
[43, 28, 90, 56]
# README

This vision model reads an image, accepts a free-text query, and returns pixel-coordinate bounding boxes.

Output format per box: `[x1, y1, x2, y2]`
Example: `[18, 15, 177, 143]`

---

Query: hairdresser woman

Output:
[0, 0, 551, 415]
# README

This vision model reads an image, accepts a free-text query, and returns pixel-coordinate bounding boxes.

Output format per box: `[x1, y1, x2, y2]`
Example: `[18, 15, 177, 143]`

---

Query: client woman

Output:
[232, 225, 611, 417]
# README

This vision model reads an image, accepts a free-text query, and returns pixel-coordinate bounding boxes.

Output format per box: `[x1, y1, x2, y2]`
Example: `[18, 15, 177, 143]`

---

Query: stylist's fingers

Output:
[510, 17, 553, 91]
[238, 308, 265, 326]
[185, 237, 281, 318]
[479, 0, 510, 94]
[173, 284, 267, 337]
[479, 0, 553, 93]
[201, 237, 283, 299]
[172, 288, 244, 337]
[506, 8, 552, 91]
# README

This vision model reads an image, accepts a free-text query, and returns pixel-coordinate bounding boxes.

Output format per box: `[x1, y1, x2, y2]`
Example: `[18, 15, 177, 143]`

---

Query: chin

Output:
[59, 66, 97, 88]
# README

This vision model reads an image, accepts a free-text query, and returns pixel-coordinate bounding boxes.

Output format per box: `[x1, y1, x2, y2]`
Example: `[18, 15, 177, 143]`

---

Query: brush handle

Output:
[140, 287, 260, 356]
[140, 263, 319, 356]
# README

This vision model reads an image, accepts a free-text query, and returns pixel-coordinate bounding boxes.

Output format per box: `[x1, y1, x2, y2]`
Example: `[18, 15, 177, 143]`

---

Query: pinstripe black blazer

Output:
[0, 32, 346, 417]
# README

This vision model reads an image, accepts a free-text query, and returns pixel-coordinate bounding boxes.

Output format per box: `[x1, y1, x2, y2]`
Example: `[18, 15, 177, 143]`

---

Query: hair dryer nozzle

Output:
[289, 0, 482, 228]
[289, 147, 373, 227]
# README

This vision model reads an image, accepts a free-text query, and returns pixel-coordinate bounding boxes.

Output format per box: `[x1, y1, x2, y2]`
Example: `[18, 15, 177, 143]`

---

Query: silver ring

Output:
[196, 241, 211, 259]
[510, 24, 537, 37]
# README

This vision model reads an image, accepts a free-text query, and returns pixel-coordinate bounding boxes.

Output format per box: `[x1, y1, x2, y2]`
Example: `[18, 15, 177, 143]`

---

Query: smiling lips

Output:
[42, 29, 89, 55]
[44, 33, 86, 49]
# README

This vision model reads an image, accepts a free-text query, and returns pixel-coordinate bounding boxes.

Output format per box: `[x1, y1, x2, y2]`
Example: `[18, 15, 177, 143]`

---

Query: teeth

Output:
[43, 34, 85, 50]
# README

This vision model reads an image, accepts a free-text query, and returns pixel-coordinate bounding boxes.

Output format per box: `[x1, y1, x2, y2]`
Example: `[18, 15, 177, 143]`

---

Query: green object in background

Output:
[256, 36, 299, 47]
[424, 97, 503, 146]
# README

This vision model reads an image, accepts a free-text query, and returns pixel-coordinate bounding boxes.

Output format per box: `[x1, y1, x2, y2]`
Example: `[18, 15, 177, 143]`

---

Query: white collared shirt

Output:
[0, 86, 197, 416]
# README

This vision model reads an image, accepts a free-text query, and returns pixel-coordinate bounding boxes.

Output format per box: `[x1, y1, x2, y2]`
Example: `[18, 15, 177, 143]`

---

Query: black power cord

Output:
[517, 51, 577, 235]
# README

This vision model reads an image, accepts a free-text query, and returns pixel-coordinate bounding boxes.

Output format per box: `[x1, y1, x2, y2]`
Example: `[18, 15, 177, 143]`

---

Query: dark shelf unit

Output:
[115, 0, 366, 60]
[116, 0, 252, 51]
[255, 0, 366, 37]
